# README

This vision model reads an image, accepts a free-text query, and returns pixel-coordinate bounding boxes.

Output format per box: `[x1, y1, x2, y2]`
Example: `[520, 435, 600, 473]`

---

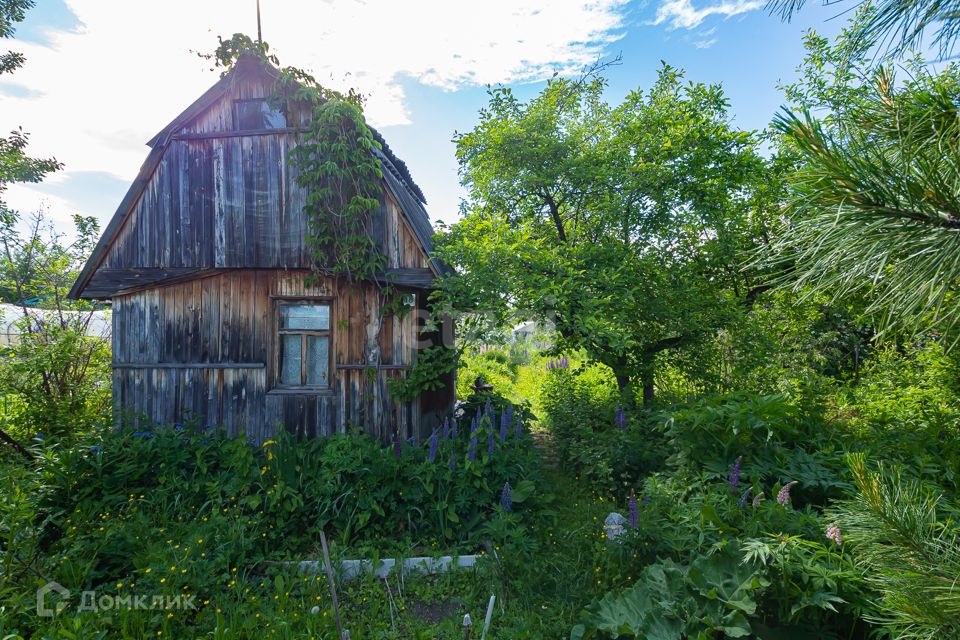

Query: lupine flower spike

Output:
[470, 416, 478, 434]
[737, 488, 751, 509]
[487, 430, 495, 456]
[468, 437, 477, 462]
[628, 492, 639, 529]
[449, 452, 456, 470]
[826, 523, 842, 547]
[429, 430, 438, 463]
[728, 456, 742, 491]
[442, 417, 449, 439]
[501, 482, 512, 512]
[615, 406, 627, 430]
[777, 481, 798, 507]
[499, 412, 508, 441]
[393, 434, 402, 459]
[451, 418, 458, 439]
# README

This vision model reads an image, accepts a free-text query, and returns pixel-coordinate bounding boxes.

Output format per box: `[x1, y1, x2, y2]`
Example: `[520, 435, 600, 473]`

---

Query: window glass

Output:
[280, 334, 302, 385]
[306, 336, 330, 386]
[235, 99, 287, 130]
[281, 304, 329, 331]
[277, 302, 331, 387]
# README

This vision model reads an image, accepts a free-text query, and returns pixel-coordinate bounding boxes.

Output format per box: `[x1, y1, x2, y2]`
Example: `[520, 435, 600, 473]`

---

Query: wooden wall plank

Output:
[112, 270, 448, 443]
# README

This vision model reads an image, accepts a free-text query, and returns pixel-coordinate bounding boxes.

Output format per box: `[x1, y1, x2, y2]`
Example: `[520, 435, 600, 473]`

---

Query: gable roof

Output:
[70, 56, 447, 299]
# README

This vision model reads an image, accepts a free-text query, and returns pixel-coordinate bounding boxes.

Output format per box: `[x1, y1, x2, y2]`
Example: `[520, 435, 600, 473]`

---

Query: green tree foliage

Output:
[767, 16, 960, 344]
[0, 213, 110, 440]
[767, 0, 960, 58]
[437, 66, 779, 405]
[0, 0, 61, 220]
[0, 0, 33, 75]
[830, 454, 960, 639]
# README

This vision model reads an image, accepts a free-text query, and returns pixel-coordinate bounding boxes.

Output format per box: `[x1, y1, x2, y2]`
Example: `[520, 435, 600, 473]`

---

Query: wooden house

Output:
[69, 56, 455, 444]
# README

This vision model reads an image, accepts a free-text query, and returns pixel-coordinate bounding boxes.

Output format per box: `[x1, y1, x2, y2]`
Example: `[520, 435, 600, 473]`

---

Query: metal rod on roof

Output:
[256, 0, 262, 44]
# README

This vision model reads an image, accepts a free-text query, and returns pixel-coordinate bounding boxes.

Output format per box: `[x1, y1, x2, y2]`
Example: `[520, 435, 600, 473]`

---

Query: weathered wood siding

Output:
[101, 135, 426, 272]
[89, 61, 454, 441]
[112, 270, 428, 443]
[101, 68, 428, 274]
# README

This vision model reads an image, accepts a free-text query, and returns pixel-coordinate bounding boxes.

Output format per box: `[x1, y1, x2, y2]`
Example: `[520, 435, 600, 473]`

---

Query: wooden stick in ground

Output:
[320, 531, 346, 640]
[462, 613, 473, 640]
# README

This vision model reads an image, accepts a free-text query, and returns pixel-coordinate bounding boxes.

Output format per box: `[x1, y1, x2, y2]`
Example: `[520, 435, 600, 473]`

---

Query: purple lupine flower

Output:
[777, 481, 798, 507]
[615, 406, 627, 430]
[499, 411, 508, 440]
[728, 457, 742, 491]
[487, 430, 495, 456]
[442, 417, 449, 439]
[449, 451, 456, 470]
[561, 356, 569, 369]
[468, 437, 477, 462]
[393, 434, 402, 459]
[501, 482, 512, 512]
[451, 418, 458, 439]
[737, 488, 751, 509]
[628, 492, 639, 529]
[428, 430, 438, 463]
[825, 523, 842, 547]
[470, 416, 478, 434]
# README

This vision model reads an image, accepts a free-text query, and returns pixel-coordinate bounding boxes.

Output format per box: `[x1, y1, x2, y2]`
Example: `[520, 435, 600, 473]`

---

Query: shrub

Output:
[575, 472, 873, 639]
[456, 348, 516, 400]
[0, 421, 543, 636]
[663, 392, 849, 507]
[540, 364, 666, 493]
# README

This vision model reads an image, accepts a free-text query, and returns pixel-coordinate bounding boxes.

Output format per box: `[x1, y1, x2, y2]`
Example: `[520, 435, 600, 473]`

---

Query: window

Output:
[234, 98, 287, 130]
[276, 302, 331, 388]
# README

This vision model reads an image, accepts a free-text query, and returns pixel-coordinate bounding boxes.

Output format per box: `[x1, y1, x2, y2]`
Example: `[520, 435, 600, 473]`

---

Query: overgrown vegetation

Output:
[4, 0, 960, 637]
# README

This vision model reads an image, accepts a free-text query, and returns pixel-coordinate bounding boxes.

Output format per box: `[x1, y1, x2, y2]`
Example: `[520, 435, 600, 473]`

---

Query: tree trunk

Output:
[612, 357, 634, 408]
[640, 364, 655, 408]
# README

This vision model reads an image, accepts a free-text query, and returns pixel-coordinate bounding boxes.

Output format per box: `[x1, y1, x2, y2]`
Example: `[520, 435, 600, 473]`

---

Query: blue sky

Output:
[3, 0, 846, 232]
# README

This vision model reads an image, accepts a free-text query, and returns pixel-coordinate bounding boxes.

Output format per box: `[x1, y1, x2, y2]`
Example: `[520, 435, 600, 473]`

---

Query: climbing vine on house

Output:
[209, 34, 385, 284]
[208, 35, 456, 405]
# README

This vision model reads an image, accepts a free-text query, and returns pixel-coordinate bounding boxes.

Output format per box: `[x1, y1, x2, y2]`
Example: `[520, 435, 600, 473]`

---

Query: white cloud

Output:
[653, 0, 761, 30]
[2, 0, 629, 225]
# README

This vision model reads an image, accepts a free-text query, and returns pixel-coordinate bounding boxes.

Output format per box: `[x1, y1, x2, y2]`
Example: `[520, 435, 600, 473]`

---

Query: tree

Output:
[0, 0, 61, 221]
[0, 211, 110, 440]
[767, 0, 960, 59]
[436, 66, 777, 406]
[0, 1, 105, 446]
[765, 12, 960, 344]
